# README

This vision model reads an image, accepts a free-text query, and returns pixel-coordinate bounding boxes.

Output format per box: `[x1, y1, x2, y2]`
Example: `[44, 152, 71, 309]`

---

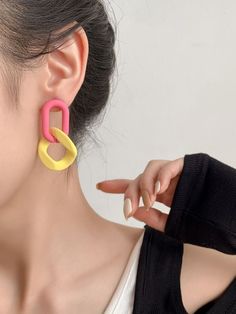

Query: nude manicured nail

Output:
[142, 190, 151, 210]
[123, 198, 133, 220]
[154, 180, 161, 195]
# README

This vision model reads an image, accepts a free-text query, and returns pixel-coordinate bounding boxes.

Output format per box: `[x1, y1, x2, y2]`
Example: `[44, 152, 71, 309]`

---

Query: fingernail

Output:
[142, 190, 151, 210]
[123, 198, 133, 220]
[154, 180, 161, 195]
[96, 183, 101, 190]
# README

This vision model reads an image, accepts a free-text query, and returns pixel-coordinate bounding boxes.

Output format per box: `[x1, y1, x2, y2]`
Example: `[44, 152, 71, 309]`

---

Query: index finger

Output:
[96, 179, 132, 193]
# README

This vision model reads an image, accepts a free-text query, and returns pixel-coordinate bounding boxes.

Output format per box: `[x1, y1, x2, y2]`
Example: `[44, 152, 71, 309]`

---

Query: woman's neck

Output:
[0, 160, 109, 308]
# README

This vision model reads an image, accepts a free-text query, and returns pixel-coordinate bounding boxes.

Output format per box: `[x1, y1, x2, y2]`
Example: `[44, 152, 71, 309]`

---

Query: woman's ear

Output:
[44, 26, 89, 105]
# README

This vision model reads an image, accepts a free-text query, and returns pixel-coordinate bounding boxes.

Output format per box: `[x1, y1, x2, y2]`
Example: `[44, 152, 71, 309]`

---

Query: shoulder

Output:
[138, 225, 236, 313]
[181, 243, 236, 313]
[110, 222, 145, 248]
[101, 220, 145, 260]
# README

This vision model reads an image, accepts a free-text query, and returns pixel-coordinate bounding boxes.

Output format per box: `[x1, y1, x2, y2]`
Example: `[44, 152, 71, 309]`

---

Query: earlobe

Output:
[45, 26, 89, 104]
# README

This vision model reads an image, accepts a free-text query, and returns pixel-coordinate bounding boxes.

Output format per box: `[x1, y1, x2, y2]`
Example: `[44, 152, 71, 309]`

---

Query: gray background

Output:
[78, 0, 236, 228]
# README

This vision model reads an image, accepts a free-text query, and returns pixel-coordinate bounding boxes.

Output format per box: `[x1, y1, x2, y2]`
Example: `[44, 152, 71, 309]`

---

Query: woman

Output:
[0, 1, 234, 314]
[0, 1, 144, 313]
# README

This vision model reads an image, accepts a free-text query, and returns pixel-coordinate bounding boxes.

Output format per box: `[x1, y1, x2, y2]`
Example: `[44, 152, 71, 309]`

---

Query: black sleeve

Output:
[164, 152, 236, 255]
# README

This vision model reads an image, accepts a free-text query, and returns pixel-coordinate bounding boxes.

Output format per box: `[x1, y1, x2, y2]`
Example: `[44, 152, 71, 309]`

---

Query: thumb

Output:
[96, 179, 131, 194]
[130, 206, 169, 232]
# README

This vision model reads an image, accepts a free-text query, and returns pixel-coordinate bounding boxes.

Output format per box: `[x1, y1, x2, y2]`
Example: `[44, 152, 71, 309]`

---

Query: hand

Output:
[96, 157, 184, 232]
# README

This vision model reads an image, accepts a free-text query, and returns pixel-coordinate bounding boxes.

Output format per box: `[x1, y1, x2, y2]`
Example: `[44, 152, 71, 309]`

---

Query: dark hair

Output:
[0, 0, 117, 164]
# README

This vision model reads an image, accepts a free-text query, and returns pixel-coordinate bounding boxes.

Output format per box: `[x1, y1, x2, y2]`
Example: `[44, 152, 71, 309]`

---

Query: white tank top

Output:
[104, 229, 145, 314]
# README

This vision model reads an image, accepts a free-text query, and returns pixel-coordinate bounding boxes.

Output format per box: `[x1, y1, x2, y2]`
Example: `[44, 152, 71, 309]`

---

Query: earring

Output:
[38, 98, 78, 171]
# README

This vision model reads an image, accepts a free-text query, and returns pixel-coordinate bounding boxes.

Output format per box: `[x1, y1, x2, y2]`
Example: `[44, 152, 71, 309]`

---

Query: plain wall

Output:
[78, 0, 236, 228]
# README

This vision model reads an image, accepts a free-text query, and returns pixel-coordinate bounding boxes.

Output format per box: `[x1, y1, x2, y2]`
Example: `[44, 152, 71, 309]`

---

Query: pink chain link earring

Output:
[37, 98, 78, 171]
